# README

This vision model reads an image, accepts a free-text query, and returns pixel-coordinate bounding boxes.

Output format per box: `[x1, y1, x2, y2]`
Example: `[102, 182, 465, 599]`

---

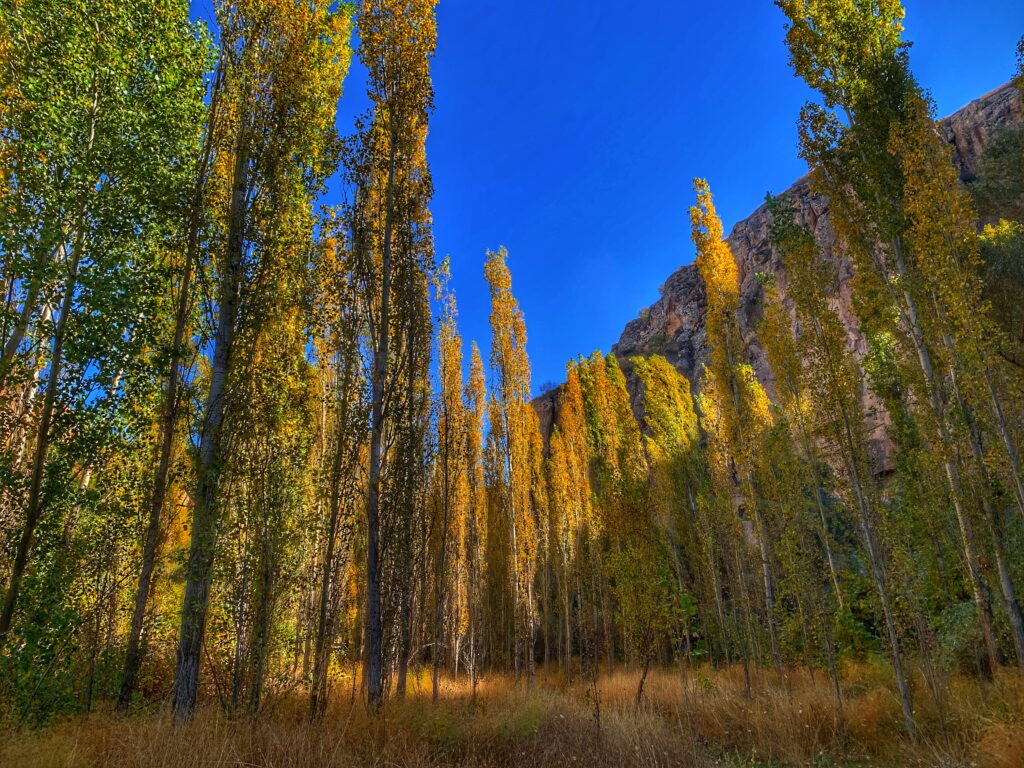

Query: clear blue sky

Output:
[194, 1, 1024, 392]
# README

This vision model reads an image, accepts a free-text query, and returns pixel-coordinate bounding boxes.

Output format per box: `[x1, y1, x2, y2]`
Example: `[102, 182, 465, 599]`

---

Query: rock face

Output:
[537, 82, 1022, 467]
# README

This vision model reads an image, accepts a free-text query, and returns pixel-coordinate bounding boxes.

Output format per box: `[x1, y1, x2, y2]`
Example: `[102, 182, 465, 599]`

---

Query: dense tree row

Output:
[0, 0, 1022, 743]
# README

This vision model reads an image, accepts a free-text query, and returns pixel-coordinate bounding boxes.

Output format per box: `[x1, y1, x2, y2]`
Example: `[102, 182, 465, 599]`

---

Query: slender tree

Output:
[691, 179, 784, 679]
[766, 191, 917, 737]
[309, 236, 367, 719]
[463, 342, 487, 696]
[0, 0, 207, 644]
[347, 0, 437, 709]
[171, 0, 352, 720]
[431, 272, 467, 701]
[779, 0, 1014, 685]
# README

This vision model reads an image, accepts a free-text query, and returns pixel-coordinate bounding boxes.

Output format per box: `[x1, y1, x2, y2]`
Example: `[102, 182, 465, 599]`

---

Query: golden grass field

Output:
[3, 662, 1023, 767]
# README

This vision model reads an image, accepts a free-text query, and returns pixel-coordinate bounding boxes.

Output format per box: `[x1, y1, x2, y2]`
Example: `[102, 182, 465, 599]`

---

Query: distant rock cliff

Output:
[536, 82, 1023, 470]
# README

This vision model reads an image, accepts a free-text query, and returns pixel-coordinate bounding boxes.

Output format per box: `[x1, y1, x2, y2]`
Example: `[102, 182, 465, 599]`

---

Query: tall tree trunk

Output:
[0, 275, 42, 382]
[526, 579, 537, 687]
[563, 558, 573, 686]
[542, 552, 551, 676]
[0, 218, 66, 386]
[508, 472, 522, 681]
[839, 407, 917, 742]
[820, 609, 845, 746]
[117, 55, 223, 713]
[0, 74, 99, 643]
[889, 239, 999, 675]
[982, 371, 1024, 524]
[634, 654, 651, 710]
[950, 358, 1024, 669]
[467, 485, 482, 699]
[432, 414, 452, 703]
[752, 503, 784, 680]
[396, 541, 416, 698]
[247, 526, 274, 715]
[0, 234, 82, 643]
[171, 131, 250, 722]
[364, 119, 398, 711]
[310, 360, 356, 718]
[809, 311, 918, 740]
[791, 405, 844, 608]
[993, 524, 1024, 669]
[722, 312, 783, 680]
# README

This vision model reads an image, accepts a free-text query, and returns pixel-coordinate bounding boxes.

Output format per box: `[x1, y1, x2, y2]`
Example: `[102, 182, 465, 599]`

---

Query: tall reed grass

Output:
[3, 661, 1022, 767]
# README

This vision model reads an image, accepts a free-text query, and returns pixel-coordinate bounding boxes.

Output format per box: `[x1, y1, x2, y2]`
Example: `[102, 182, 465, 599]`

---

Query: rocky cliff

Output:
[535, 82, 1023, 469]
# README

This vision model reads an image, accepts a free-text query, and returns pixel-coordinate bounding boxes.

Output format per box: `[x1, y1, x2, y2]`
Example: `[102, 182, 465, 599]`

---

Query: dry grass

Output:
[3, 662, 1023, 767]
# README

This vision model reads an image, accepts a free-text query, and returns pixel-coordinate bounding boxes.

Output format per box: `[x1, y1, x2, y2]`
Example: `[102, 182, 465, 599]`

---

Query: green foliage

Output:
[936, 601, 988, 673]
[971, 126, 1024, 221]
[978, 219, 1024, 369]
[0, 0, 209, 721]
[606, 534, 687, 663]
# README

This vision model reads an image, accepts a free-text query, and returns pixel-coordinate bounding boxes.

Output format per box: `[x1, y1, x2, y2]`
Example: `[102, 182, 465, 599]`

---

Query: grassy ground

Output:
[3, 662, 1023, 767]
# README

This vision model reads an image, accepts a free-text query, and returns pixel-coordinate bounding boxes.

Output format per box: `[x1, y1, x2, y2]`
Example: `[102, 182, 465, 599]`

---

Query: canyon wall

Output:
[535, 82, 1023, 471]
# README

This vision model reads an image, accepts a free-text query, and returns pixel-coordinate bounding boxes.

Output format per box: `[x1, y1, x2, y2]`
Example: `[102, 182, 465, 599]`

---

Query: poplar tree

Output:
[172, 0, 352, 720]
[758, 280, 845, 605]
[431, 273, 467, 701]
[0, 0, 208, 645]
[546, 365, 593, 683]
[778, 0, 1015, 685]
[348, 0, 437, 708]
[575, 352, 648, 671]
[485, 247, 539, 683]
[118, 47, 226, 714]
[892, 94, 1024, 665]
[631, 355, 704, 656]
[309, 235, 367, 719]
[463, 343, 487, 694]
[690, 179, 784, 679]
[629, 355, 702, 699]
[767, 193, 916, 736]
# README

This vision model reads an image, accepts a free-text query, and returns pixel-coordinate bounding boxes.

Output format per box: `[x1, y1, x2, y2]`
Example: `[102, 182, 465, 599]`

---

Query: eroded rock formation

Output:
[537, 82, 1022, 472]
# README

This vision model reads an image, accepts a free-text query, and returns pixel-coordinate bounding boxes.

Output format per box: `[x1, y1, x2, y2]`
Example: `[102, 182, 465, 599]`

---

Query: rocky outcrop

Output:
[943, 82, 1023, 181]
[537, 82, 1023, 467]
